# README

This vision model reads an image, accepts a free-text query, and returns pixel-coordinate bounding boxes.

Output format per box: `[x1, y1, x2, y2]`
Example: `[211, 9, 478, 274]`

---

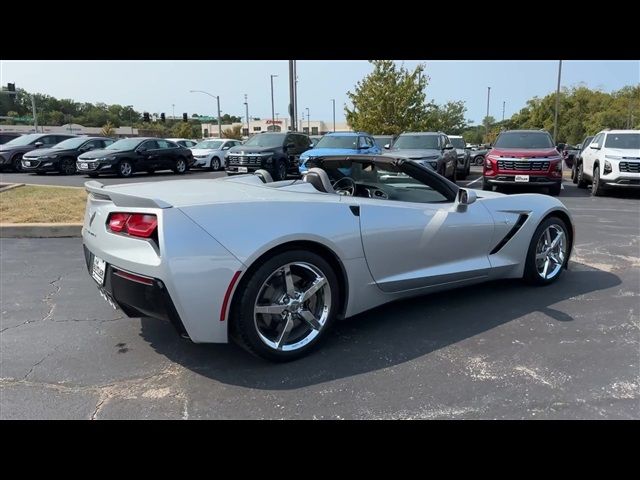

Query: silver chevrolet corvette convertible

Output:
[82, 155, 574, 361]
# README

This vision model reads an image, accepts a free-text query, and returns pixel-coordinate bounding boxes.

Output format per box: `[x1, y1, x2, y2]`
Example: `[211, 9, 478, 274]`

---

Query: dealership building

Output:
[200, 118, 352, 138]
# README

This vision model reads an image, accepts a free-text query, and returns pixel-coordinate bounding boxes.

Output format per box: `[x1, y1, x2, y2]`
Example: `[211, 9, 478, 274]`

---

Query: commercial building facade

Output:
[201, 118, 352, 139]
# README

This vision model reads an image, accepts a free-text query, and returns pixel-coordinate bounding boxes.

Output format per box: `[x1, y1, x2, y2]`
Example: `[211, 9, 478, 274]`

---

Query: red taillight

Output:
[107, 213, 158, 238]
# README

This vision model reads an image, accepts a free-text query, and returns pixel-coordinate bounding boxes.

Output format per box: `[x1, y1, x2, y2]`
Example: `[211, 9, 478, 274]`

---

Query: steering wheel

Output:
[332, 177, 356, 196]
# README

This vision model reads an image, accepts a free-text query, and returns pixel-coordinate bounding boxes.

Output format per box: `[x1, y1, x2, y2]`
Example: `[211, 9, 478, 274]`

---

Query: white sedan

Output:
[190, 139, 242, 171]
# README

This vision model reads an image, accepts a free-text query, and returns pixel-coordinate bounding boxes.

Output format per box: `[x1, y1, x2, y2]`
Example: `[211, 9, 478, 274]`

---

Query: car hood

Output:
[301, 147, 359, 158]
[0, 144, 33, 153]
[78, 148, 118, 159]
[23, 147, 74, 158]
[191, 148, 220, 155]
[388, 148, 441, 158]
[489, 148, 560, 158]
[228, 146, 277, 154]
[605, 147, 640, 158]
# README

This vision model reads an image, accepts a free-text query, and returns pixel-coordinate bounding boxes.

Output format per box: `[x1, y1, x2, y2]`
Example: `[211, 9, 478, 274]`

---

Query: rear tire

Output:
[571, 162, 577, 184]
[576, 162, 587, 189]
[523, 216, 569, 286]
[475, 155, 485, 166]
[275, 159, 287, 181]
[173, 157, 187, 174]
[230, 250, 339, 362]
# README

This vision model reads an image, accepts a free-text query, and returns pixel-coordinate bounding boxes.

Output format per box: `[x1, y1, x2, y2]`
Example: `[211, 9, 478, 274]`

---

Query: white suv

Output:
[577, 129, 640, 196]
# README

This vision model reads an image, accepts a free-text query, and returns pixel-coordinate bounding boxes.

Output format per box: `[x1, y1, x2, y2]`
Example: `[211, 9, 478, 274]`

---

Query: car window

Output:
[592, 133, 604, 146]
[83, 139, 103, 150]
[358, 137, 368, 148]
[604, 133, 640, 149]
[157, 140, 175, 149]
[142, 140, 158, 150]
[102, 139, 115, 148]
[41, 136, 59, 145]
[366, 137, 376, 148]
[54, 135, 71, 144]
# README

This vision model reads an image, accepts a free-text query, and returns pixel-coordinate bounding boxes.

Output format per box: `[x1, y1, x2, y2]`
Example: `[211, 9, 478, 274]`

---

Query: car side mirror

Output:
[222, 146, 230, 150]
[444, 143, 454, 150]
[34, 141, 44, 148]
[384, 144, 390, 149]
[590, 143, 600, 149]
[456, 188, 477, 209]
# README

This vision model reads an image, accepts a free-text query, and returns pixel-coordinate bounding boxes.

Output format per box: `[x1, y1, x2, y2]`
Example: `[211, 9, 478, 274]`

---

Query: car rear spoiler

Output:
[84, 181, 173, 209]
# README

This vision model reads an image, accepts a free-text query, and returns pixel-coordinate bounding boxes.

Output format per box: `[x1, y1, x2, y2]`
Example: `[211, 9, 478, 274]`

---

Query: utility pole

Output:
[172, 104, 175, 120]
[244, 94, 250, 138]
[485, 87, 491, 142]
[31, 95, 38, 133]
[331, 99, 336, 132]
[553, 60, 563, 144]
[189, 90, 222, 138]
[270, 74, 278, 132]
[502, 101, 505, 122]
[306, 107, 310, 134]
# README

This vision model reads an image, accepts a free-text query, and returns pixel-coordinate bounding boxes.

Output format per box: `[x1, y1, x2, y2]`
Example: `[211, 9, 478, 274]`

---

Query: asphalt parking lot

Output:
[1, 168, 639, 419]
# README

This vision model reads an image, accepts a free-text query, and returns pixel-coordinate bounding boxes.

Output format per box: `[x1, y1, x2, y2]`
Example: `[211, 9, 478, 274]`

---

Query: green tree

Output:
[424, 100, 468, 134]
[172, 122, 194, 139]
[345, 60, 429, 135]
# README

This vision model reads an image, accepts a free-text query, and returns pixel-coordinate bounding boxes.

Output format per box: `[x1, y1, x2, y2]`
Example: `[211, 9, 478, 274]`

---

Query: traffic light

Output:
[143, 112, 150, 122]
[160, 113, 165, 123]
[183, 113, 188, 122]
[7, 83, 15, 93]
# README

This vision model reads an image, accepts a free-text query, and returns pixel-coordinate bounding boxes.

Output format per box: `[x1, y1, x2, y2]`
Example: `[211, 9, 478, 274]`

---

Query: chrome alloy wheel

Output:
[535, 224, 567, 280]
[254, 262, 331, 352]
[120, 162, 132, 176]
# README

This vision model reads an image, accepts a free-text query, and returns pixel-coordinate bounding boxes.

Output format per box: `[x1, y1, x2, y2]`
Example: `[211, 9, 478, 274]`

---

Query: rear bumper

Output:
[83, 244, 188, 336]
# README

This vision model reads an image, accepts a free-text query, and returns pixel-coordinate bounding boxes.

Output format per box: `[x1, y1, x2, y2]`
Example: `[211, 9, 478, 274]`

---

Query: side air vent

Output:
[490, 214, 529, 255]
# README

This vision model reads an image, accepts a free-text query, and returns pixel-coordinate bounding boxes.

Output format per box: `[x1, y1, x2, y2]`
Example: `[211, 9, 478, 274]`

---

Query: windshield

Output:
[194, 140, 223, 149]
[243, 134, 286, 148]
[53, 137, 91, 149]
[2, 133, 42, 146]
[105, 138, 144, 151]
[449, 138, 466, 149]
[393, 135, 440, 150]
[315, 136, 358, 149]
[494, 132, 554, 149]
[375, 137, 393, 148]
[605, 133, 640, 149]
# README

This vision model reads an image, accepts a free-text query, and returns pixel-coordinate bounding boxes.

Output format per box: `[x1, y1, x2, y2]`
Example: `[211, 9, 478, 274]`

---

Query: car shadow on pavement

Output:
[139, 264, 621, 390]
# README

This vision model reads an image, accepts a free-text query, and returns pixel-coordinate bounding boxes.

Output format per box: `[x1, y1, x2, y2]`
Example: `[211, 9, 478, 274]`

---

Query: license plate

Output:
[515, 175, 530, 182]
[92, 255, 106, 285]
[79, 163, 88, 169]
[238, 166, 248, 173]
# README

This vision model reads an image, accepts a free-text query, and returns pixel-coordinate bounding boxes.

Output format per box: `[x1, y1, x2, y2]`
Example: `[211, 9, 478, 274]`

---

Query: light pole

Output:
[270, 74, 278, 132]
[306, 107, 310, 134]
[31, 95, 38, 133]
[553, 60, 563, 144]
[485, 86, 491, 143]
[502, 101, 505, 122]
[244, 94, 249, 138]
[172, 103, 175, 120]
[331, 99, 335, 132]
[189, 90, 221, 138]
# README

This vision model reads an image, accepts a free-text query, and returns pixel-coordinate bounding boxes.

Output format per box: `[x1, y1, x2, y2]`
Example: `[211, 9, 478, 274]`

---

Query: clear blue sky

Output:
[1, 60, 638, 125]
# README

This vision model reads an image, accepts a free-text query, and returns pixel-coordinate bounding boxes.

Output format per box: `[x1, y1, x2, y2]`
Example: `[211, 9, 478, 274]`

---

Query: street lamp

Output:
[553, 60, 563, 144]
[244, 94, 249, 138]
[306, 107, 310, 134]
[270, 74, 278, 132]
[189, 90, 222, 138]
[485, 86, 491, 143]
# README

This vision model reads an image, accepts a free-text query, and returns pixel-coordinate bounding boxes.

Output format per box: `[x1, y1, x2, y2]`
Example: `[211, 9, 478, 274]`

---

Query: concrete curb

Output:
[0, 183, 25, 193]
[0, 223, 82, 238]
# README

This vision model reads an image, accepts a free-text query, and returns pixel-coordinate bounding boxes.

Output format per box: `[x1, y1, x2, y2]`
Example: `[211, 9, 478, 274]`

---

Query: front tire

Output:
[591, 166, 607, 197]
[210, 157, 221, 171]
[12, 154, 24, 172]
[475, 155, 485, 166]
[230, 250, 339, 362]
[59, 157, 76, 175]
[523, 216, 569, 285]
[482, 177, 492, 191]
[117, 160, 133, 178]
[275, 159, 287, 181]
[549, 182, 562, 196]
[571, 162, 578, 184]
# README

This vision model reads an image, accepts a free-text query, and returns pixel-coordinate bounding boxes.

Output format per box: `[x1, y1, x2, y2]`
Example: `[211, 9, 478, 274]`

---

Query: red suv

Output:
[482, 130, 563, 195]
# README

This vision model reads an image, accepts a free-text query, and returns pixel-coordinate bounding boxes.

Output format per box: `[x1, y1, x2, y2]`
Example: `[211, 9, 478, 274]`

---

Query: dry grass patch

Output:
[0, 185, 87, 223]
